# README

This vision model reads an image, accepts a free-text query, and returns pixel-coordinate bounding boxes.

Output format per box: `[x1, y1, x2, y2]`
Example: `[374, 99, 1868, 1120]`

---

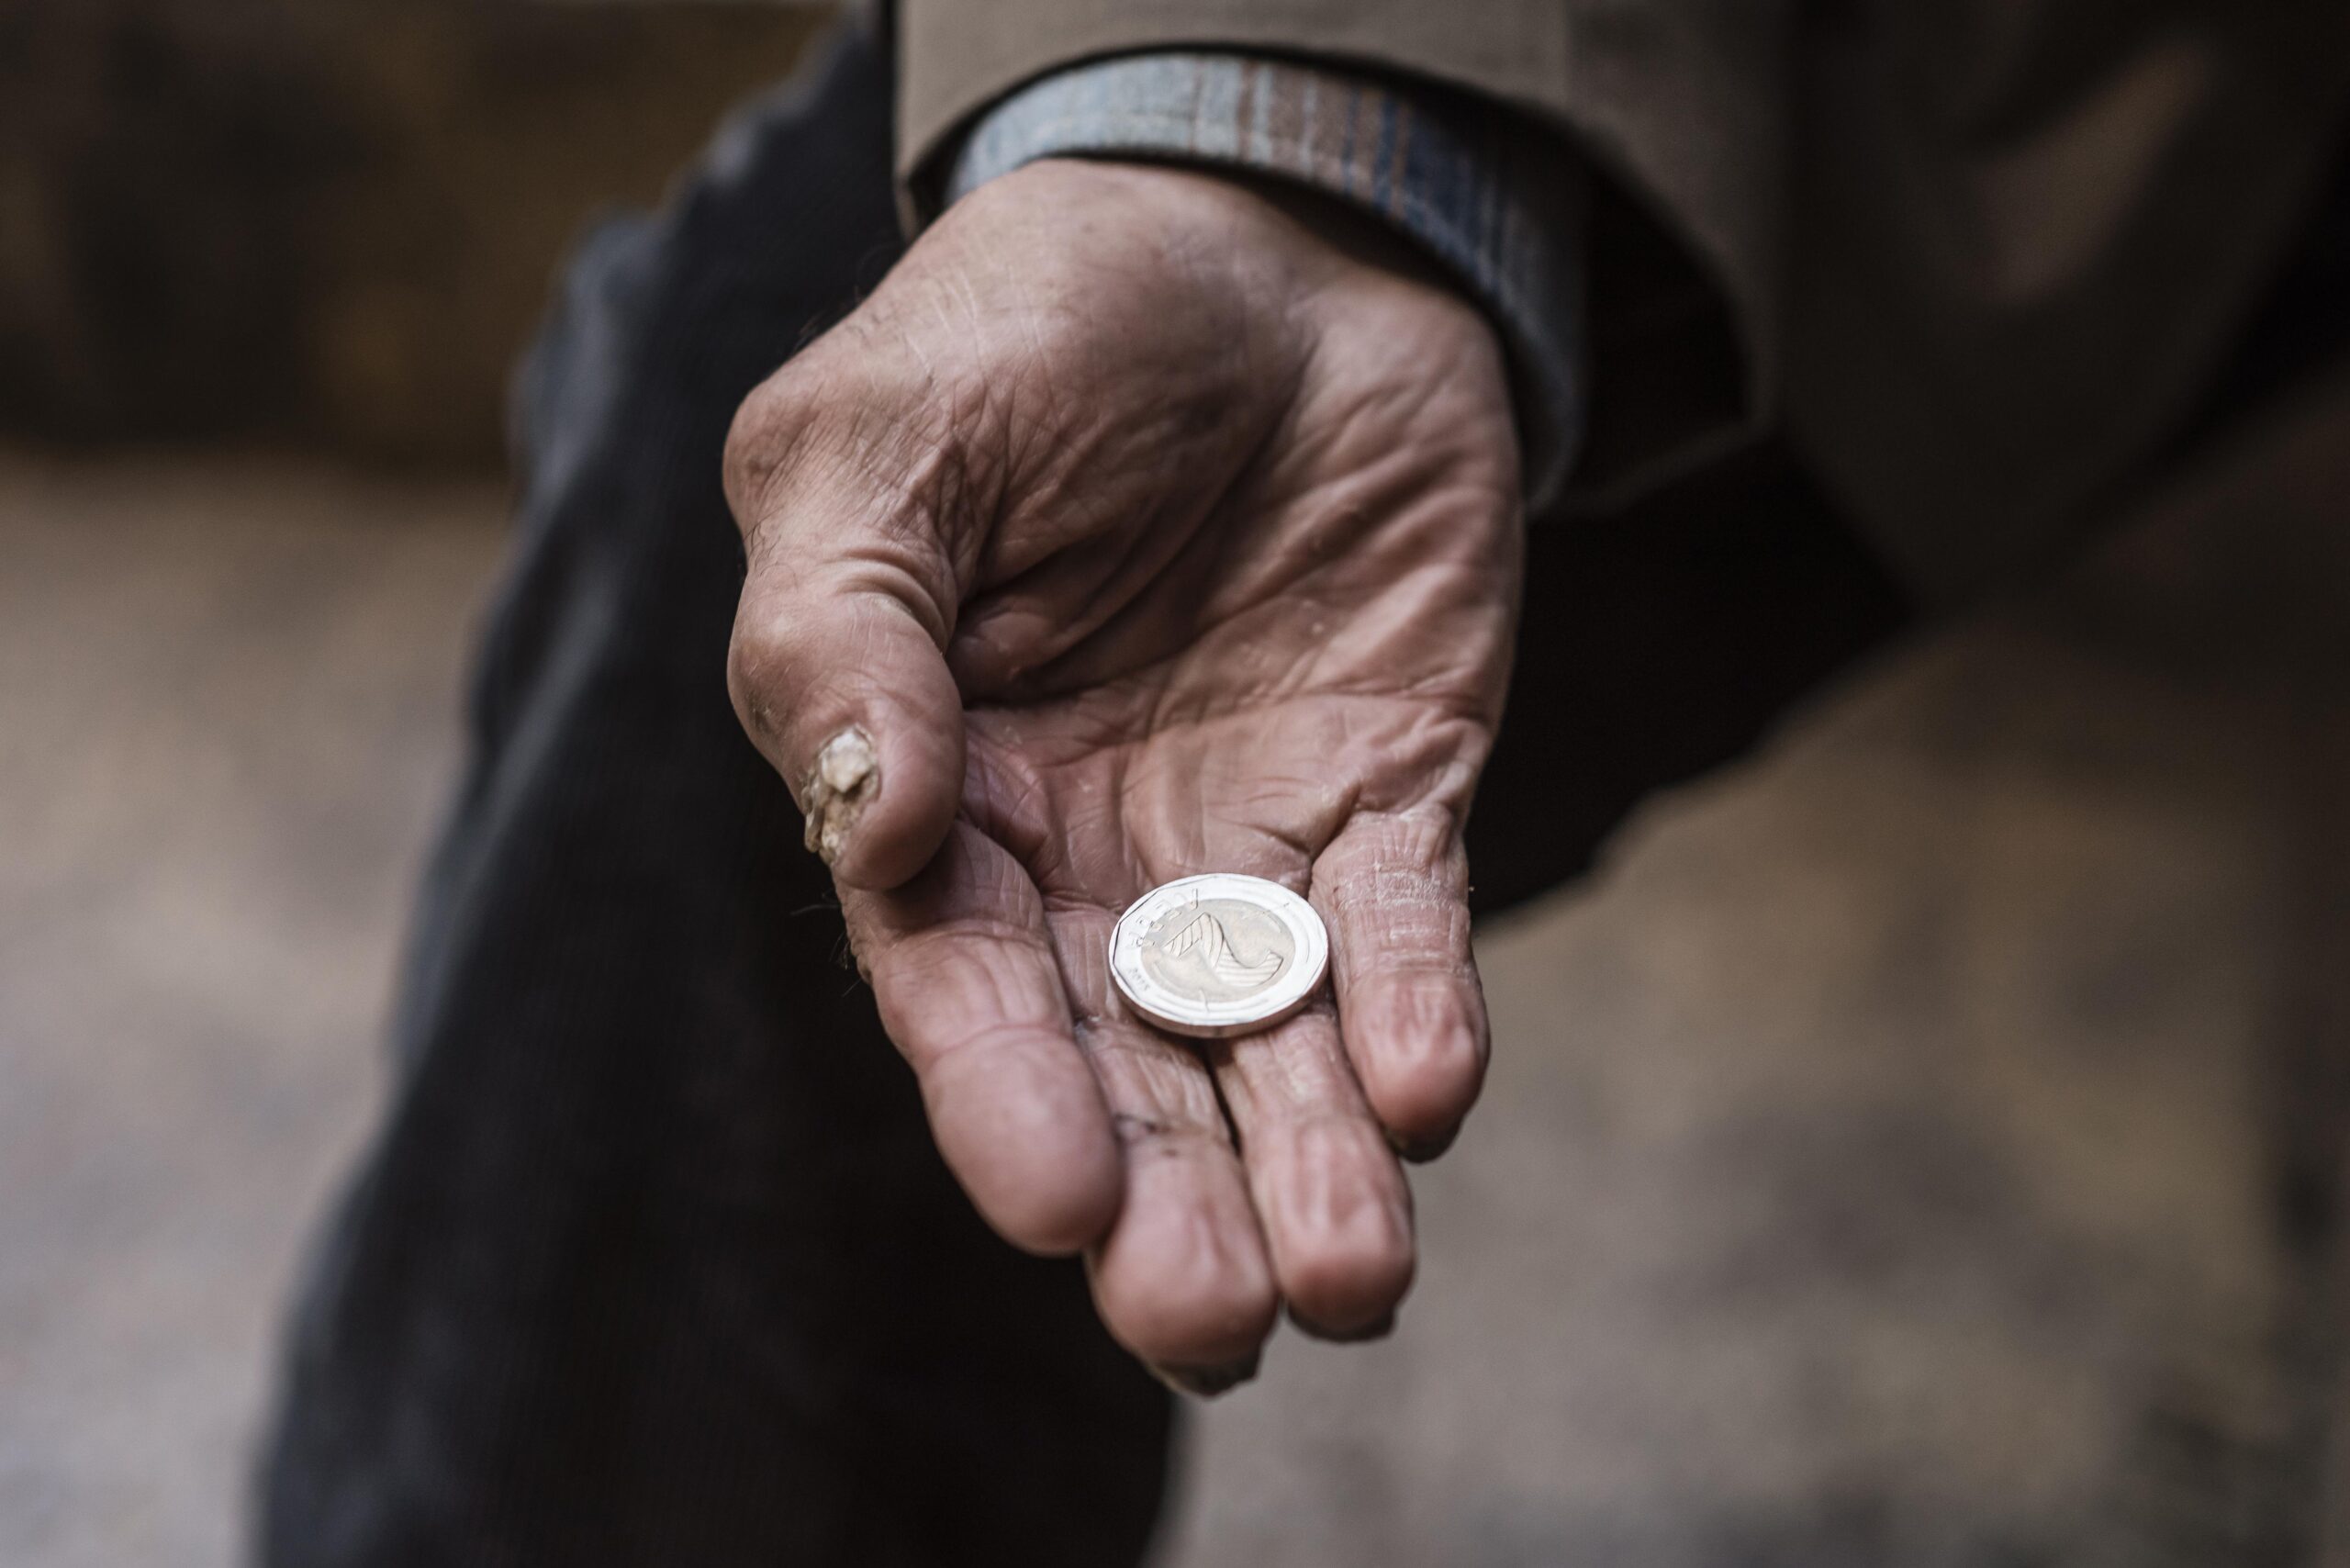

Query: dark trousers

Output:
[255, 21, 1925, 1566]
[259, 29, 1169, 1567]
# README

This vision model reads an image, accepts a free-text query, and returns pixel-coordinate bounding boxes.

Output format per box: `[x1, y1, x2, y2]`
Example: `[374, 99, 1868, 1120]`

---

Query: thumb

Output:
[725, 476, 967, 894]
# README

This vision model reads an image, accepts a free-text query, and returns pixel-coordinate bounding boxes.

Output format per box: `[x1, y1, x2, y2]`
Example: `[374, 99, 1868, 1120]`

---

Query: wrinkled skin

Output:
[723, 161, 1523, 1392]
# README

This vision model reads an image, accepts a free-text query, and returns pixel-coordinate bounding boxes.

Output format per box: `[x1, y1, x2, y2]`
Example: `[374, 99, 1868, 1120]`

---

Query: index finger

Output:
[842, 823, 1125, 1254]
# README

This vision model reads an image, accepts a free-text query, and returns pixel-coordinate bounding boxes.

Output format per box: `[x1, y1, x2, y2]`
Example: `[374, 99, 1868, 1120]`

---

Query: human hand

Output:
[724, 161, 1521, 1392]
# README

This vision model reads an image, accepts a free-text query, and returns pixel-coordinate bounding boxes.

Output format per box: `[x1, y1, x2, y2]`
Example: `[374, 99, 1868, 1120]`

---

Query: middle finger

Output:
[1049, 901, 1281, 1386]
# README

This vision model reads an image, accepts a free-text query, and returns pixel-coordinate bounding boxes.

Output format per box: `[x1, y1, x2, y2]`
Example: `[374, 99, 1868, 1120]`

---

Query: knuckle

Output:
[721, 377, 813, 532]
[725, 343, 890, 547]
[723, 615, 792, 745]
[729, 351, 1000, 584]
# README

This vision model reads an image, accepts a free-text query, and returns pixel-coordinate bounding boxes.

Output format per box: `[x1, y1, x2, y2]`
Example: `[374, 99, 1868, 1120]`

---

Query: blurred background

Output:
[5, 3, 2350, 1565]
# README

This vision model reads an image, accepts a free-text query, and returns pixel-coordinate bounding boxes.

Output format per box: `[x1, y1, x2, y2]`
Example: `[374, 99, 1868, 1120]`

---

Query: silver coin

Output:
[1108, 874, 1331, 1039]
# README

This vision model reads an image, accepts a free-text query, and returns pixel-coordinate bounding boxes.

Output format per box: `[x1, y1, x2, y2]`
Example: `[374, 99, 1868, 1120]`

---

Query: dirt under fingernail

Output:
[1290, 1305, 1398, 1344]
[1388, 1125, 1461, 1164]
[802, 726, 878, 864]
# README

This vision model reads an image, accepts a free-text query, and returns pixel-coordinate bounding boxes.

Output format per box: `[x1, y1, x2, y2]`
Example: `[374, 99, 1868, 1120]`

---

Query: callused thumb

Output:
[726, 516, 968, 892]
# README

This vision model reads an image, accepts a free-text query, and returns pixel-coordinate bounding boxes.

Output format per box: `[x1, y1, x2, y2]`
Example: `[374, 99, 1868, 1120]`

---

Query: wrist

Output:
[966, 157, 1499, 368]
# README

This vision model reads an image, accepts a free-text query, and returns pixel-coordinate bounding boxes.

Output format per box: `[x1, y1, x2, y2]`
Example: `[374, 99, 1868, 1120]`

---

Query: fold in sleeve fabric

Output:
[941, 50, 1588, 513]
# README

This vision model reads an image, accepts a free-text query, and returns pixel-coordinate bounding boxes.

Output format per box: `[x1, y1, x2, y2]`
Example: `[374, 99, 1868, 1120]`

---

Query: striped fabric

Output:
[945, 51, 1585, 511]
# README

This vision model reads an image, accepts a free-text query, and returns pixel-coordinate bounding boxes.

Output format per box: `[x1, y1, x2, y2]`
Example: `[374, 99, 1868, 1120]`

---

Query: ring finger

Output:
[1211, 1002, 1416, 1340]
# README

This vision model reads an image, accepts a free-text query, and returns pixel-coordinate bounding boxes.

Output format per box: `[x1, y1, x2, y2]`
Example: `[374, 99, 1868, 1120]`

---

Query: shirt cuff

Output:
[943, 51, 1586, 515]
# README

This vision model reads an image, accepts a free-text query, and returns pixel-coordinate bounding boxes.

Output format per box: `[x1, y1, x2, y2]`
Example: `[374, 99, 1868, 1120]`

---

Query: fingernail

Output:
[801, 726, 878, 865]
[1152, 1351, 1262, 1399]
[1387, 1126, 1460, 1165]
[1290, 1306, 1398, 1345]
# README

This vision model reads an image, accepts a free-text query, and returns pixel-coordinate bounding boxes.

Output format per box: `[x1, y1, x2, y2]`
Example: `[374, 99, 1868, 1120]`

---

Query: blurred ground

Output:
[0, 463, 503, 1567]
[5, 375, 2350, 1563]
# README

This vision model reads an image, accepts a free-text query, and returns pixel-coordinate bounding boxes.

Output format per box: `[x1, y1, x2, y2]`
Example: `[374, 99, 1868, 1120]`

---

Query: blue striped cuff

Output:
[944, 51, 1585, 513]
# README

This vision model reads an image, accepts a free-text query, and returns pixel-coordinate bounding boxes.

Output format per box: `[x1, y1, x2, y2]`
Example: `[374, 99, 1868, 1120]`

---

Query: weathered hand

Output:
[724, 162, 1522, 1391]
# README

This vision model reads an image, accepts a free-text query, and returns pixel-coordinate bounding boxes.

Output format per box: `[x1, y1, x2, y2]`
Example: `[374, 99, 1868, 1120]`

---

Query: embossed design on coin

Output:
[1142, 896, 1292, 1001]
[1109, 874, 1329, 1039]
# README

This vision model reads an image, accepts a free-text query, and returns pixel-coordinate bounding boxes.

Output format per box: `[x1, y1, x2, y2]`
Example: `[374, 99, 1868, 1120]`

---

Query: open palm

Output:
[725, 162, 1522, 1389]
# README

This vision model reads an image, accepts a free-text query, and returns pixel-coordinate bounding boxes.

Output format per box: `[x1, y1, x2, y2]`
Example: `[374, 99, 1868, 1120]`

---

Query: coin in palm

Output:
[1108, 873, 1330, 1039]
